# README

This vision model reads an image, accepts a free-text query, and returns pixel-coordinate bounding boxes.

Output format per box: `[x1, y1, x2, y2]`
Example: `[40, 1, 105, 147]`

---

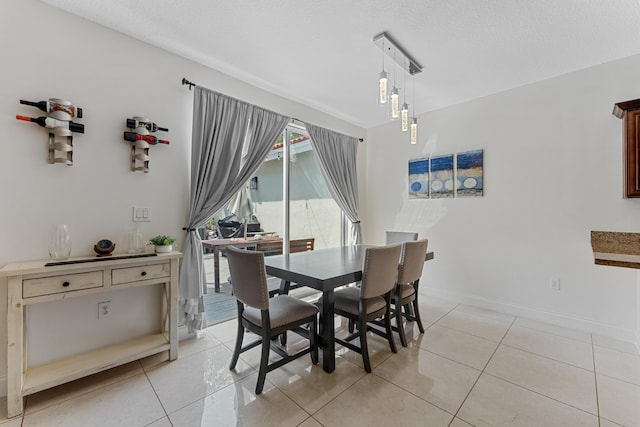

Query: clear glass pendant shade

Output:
[410, 117, 418, 145]
[378, 71, 388, 104]
[390, 87, 399, 119]
[401, 103, 409, 131]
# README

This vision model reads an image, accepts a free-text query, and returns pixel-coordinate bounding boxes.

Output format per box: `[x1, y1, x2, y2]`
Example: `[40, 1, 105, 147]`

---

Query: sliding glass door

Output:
[250, 123, 342, 250]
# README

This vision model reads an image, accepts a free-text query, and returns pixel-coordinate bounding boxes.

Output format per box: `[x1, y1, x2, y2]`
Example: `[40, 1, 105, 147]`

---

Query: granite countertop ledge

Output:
[591, 231, 640, 269]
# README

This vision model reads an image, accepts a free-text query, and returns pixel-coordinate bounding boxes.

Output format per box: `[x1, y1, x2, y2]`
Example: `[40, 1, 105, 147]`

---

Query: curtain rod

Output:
[182, 77, 364, 142]
[182, 77, 196, 90]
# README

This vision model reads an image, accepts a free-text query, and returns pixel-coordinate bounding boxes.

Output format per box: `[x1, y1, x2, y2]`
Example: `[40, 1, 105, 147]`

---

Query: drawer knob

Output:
[141, 271, 147, 277]
[62, 281, 70, 287]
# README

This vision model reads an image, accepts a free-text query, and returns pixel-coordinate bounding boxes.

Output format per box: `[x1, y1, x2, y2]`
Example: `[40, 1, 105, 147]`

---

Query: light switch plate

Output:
[133, 206, 151, 222]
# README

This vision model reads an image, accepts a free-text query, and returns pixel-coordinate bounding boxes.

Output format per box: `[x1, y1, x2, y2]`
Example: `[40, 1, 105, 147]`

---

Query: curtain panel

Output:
[180, 86, 289, 331]
[304, 123, 362, 245]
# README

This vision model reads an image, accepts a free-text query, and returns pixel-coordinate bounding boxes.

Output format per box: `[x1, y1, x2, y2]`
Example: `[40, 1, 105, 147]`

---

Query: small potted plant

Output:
[149, 235, 176, 253]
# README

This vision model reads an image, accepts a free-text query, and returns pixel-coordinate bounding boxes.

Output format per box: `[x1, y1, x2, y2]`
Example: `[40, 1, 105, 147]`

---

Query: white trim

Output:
[422, 286, 637, 344]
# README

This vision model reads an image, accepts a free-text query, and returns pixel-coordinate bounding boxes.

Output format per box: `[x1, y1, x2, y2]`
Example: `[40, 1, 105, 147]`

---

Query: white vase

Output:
[155, 244, 172, 253]
[49, 224, 71, 260]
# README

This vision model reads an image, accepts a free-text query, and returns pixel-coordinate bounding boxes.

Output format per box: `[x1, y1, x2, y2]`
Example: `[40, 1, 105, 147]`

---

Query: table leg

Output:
[214, 247, 220, 293]
[319, 289, 335, 373]
[7, 276, 24, 417]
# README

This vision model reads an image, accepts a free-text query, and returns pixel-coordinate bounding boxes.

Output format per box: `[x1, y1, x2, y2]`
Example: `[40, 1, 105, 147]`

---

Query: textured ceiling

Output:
[41, 0, 640, 128]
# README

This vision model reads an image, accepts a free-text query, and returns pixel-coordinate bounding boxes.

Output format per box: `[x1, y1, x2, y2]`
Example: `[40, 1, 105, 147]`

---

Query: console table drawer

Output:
[23, 271, 104, 298]
[112, 263, 170, 285]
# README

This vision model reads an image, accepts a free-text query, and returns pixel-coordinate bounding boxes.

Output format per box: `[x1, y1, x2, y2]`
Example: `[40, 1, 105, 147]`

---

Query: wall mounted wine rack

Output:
[124, 117, 169, 173]
[16, 98, 84, 166]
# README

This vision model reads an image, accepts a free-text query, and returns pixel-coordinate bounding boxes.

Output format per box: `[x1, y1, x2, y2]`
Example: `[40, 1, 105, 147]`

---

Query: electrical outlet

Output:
[550, 278, 561, 291]
[98, 301, 112, 320]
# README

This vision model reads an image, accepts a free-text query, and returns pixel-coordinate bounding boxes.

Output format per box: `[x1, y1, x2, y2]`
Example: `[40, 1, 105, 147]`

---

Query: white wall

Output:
[364, 54, 640, 341]
[0, 0, 364, 395]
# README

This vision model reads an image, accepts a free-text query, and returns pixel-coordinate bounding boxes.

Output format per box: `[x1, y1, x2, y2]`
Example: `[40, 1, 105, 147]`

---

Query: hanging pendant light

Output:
[378, 39, 388, 105]
[390, 87, 399, 119]
[372, 32, 422, 139]
[401, 103, 409, 131]
[390, 50, 399, 119]
[410, 74, 418, 144]
[410, 117, 418, 145]
[401, 66, 409, 131]
[378, 71, 388, 104]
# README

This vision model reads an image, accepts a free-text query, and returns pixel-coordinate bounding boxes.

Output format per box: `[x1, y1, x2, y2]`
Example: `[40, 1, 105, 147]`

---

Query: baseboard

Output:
[422, 286, 637, 344]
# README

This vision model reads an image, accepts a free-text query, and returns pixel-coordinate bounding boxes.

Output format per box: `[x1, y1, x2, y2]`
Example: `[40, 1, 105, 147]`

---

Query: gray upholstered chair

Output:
[393, 239, 429, 346]
[385, 230, 419, 245]
[226, 246, 318, 394]
[332, 244, 402, 373]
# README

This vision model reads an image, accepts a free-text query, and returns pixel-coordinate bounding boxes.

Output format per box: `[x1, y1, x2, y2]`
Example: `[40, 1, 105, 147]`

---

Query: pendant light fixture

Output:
[378, 39, 388, 105]
[372, 32, 422, 142]
[409, 77, 418, 145]
[410, 74, 418, 144]
[390, 51, 399, 119]
[401, 66, 409, 131]
[410, 117, 418, 145]
[390, 87, 399, 119]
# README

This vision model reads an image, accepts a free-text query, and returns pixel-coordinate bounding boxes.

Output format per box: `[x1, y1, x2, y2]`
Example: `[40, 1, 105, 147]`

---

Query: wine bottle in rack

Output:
[16, 115, 85, 133]
[123, 131, 170, 145]
[126, 118, 168, 132]
[20, 99, 83, 118]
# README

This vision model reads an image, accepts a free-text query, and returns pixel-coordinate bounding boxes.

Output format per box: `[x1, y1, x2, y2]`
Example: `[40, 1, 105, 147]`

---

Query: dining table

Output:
[263, 244, 434, 373]
[202, 235, 282, 292]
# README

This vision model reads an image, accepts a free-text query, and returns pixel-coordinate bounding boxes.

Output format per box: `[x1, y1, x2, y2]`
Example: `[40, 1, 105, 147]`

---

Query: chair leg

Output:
[395, 302, 408, 347]
[280, 330, 287, 346]
[359, 317, 372, 373]
[348, 318, 355, 333]
[413, 299, 425, 333]
[229, 316, 245, 370]
[385, 306, 397, 354]
[310, 318, 318, 365]
[255, 334, 270, 395]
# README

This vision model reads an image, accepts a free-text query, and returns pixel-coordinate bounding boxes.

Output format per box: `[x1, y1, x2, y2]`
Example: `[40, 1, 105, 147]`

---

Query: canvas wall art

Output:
[408, 157, 430, 199]
[430, 154, 455, 198]
[408, 149, 484, 199]
[456, 149, 484, 197]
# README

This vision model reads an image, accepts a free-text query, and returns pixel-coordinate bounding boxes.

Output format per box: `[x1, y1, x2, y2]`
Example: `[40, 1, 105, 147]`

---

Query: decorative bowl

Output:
[94, 239, 115, 257]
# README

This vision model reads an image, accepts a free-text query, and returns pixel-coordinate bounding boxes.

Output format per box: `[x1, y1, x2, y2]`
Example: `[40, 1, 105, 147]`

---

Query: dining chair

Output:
[226, 246, 318, 394]
[385, 230, 419, 245]
[393, 238, 429, 346]
[347, 230, 419, 335]
[332, 244, 402, 373]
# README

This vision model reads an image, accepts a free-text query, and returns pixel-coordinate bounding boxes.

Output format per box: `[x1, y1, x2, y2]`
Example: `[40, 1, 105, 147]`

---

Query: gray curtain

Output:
[180, 86, 289, 331]
[304, 123, 362, 245]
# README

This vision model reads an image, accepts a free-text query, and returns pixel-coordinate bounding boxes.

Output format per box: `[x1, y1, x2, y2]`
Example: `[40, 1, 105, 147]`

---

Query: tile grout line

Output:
[141, 359, 173, 424]
[444, 315, 600, 421]
[447, 313, 517, 425]
[590, 332, 601, 427]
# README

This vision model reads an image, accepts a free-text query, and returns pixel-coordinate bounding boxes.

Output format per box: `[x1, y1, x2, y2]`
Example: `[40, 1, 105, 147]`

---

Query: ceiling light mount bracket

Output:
[373, 32, 422, 75]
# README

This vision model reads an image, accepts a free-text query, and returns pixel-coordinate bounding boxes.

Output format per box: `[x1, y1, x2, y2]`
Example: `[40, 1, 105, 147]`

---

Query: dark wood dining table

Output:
[263, 244, 434, 373]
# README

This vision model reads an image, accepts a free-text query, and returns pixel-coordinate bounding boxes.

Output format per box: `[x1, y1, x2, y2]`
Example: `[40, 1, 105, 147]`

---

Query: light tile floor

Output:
[3, 297, 640, 426]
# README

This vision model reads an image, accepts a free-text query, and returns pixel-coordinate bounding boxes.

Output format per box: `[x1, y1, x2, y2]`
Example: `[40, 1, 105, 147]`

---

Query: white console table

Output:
[0, 251, 181, 417]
